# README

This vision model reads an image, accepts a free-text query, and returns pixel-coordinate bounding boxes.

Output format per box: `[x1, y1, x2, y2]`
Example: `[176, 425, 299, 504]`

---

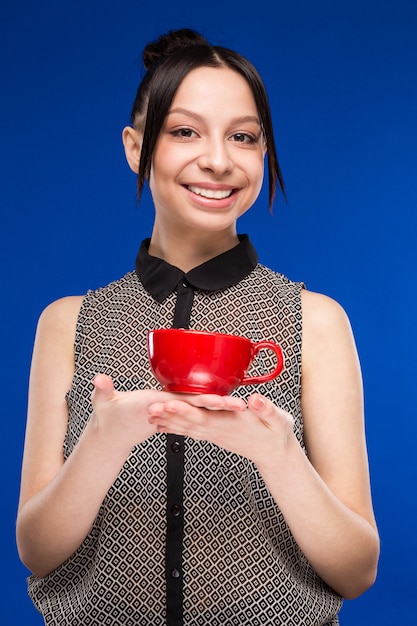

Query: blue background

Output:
[1, 0, 416, 623]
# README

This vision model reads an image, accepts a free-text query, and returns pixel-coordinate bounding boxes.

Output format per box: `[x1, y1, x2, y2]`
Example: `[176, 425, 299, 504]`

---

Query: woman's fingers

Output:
[91, 373, 115, 403]
[149, 393, 246, 415]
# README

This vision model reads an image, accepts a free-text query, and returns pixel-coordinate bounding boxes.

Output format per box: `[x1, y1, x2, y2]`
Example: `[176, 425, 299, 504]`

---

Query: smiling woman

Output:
[16, 28, 379, 626]
[129, 29, 285, 211]
[123, 66, 266, 264]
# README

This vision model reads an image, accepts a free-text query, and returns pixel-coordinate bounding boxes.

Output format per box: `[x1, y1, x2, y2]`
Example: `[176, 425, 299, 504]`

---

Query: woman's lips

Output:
[183, 184, 240, 208]
[186, 184, 234, 200]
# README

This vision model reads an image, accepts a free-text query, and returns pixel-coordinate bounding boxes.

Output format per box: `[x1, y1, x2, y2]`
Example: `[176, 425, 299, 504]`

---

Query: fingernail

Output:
[251, 395, 265, 411]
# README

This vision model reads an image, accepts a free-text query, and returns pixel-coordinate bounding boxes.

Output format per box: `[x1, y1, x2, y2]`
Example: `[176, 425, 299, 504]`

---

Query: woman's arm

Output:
[147, 289, 380, 599]
[16, 298, 156, 578]
[250, 289, 380, 598]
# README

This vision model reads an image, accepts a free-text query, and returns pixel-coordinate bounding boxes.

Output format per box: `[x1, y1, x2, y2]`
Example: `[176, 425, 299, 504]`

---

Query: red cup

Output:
[147, 329, 284, 395]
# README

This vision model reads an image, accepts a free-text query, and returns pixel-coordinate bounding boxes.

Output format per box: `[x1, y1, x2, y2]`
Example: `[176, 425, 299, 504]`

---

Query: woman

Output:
[17, 28, 379, 625]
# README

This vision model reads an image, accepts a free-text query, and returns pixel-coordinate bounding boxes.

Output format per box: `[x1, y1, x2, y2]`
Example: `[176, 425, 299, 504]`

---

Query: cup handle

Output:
[241, 341, 284, 385]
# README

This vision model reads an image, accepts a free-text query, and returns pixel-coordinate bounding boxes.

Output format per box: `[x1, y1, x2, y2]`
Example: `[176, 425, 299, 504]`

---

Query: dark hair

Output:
[130, 29, 286, 209]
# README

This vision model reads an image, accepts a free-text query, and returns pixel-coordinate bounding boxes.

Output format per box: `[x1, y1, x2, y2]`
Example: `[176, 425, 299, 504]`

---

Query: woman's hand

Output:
[90, 373, 160, 455]
[147, 392, 294, 465]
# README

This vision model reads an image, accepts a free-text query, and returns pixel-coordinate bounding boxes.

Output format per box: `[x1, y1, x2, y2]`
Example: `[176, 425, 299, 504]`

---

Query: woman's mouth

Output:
[186, 185, 235, 200]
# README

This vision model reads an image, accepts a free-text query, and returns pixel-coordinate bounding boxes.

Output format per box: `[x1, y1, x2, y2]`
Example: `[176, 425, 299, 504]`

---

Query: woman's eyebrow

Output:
[167, 107, 261, 126]
[167, 107, 204, 122]
[231, 115, 261, 126]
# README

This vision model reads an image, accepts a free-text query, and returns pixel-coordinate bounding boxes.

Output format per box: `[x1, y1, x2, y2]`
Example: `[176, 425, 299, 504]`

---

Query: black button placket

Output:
[135, 236, 259, 624]
[166, 279, 194, 625]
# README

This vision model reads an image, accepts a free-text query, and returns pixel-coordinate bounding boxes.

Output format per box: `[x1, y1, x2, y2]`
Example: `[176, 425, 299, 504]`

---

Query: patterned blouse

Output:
[27, 236, 342, 625]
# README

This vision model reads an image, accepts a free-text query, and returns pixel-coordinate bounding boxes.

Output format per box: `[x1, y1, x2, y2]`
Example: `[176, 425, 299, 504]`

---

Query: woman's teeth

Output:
[187, 185, 233, 199]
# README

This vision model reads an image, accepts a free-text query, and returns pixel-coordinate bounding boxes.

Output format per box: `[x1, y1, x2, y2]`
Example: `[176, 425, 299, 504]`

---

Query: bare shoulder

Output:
[301, 288, 352, 335]
[30, 295, 85, 393]
[34, 295, 83, 353]
[30, 295, 85, 412]
[37, 295, 84, 331]
[300, 288, 358, 366]
[29, 296, 85, 386]
[300, 288, 359, 389]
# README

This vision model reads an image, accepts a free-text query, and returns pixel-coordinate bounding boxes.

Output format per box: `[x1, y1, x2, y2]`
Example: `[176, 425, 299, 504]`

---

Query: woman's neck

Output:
[148, 226, 240, 272]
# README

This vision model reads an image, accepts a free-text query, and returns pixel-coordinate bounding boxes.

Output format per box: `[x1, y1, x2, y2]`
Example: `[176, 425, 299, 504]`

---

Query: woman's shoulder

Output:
[36, 296, 84, 345]
[301, 288, 350, 322]
[301, 288, 355, 349]
[39, 295, 84, 323]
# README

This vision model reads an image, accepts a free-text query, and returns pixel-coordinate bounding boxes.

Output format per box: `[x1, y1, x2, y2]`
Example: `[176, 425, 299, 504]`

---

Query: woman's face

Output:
[149, 66, 266, 238]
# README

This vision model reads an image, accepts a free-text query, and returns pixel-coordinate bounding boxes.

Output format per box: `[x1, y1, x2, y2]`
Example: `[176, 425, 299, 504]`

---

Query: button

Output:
[171, 441, 181, 453]
[170, 568, 181, 579]
[171, 504, 181, 517]
[182, 280, 188, 288]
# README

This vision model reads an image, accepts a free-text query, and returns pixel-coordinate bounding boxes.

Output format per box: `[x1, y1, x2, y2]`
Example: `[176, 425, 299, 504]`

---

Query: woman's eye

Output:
[172, 128, 196, 139]
[230, 133, 256, 144]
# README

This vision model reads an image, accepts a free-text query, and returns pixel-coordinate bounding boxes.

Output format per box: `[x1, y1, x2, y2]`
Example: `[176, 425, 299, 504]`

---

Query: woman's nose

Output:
[197, 136, 233, 175]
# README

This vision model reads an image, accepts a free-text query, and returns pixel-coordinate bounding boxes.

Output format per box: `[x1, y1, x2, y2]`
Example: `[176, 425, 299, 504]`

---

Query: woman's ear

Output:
[122, 126, 142, 173]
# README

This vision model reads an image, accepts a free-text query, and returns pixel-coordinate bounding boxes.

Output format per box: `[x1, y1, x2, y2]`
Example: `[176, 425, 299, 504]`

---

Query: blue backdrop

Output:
[1, 0, 416, 623]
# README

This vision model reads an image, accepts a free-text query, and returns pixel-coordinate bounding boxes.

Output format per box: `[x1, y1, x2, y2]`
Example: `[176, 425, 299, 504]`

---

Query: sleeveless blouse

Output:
[27, 249, 342, 625]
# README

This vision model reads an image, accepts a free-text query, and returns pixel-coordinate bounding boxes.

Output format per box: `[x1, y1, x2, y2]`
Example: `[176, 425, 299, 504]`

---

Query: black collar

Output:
[135, 234, 258, 303]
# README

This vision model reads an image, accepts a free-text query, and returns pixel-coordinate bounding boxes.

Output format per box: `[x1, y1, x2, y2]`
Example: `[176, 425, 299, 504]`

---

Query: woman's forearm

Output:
[16, 418, 131, 578]
[256, 433, 380, 599]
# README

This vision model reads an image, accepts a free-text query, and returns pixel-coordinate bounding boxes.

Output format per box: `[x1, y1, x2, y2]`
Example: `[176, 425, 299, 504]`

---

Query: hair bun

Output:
[143, 28, 209, 71]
